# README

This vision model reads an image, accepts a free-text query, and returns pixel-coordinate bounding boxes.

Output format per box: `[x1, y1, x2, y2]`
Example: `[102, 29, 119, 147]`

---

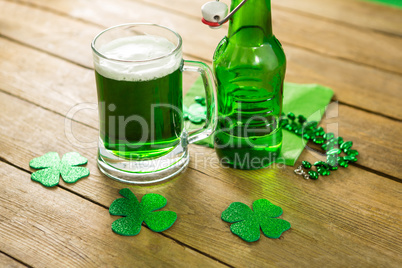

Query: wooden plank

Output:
[274, 9, 402, 75]
[10, 0, 402, 74]
[0, 0, 209, 67]
[0, 253, 25, 268]
[136, 0, 402, 74]
[0, 0, 400, 267]
[0, 91, 401, 267]
[136, 0, 402, 36]
[0, 37, 400, 178]
[0, 0, 99, 68]
[0, 1, 400, 120]
[0, 161, 225, 267]
[92, 0, 402, 73]
[188, 147, 402, 266]
[272, 0, 402, 36]
[284, 46, 402, 120]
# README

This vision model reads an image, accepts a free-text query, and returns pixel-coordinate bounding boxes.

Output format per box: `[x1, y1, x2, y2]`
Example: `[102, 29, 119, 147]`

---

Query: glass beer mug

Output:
[91, 23, 217, 184]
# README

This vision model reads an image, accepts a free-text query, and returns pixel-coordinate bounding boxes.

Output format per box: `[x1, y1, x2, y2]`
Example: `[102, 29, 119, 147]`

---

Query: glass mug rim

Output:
[91, 23, 183, 63]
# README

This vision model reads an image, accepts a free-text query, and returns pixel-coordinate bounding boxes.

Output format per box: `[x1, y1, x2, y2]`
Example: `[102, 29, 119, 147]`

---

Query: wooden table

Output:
[0, 0, 401, 267]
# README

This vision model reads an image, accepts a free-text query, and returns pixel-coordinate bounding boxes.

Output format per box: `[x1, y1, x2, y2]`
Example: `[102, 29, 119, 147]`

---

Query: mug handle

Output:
[182, 60, 218, 144]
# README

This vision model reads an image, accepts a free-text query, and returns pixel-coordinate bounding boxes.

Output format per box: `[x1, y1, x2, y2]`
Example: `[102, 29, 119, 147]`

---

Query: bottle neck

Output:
[228, 0, 273, 43]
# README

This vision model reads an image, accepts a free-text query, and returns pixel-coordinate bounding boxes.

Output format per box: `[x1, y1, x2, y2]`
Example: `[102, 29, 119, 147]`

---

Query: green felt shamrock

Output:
[29, 152, 89, 187]
[221, 199, 291, 242]
[109, 188, 177, 236]
[184, 103, 207, 124]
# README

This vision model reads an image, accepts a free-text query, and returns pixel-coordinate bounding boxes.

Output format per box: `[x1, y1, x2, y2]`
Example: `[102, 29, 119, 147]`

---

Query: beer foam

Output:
[94, 36, 181, 81]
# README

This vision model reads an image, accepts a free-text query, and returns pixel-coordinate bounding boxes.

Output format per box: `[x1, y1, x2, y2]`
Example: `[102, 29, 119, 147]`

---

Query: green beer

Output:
[92, 23, 217, 183]
[94, 35, 183, 159]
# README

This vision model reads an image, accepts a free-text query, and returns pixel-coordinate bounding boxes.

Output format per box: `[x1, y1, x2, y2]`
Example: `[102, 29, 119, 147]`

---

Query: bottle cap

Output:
[201, 1, 228, 29]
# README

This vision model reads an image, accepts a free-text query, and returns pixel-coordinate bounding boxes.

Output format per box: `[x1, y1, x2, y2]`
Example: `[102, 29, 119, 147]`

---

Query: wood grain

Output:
[0, 79, 400, 267]
[137, 0, 402, 36]
[272, 0, 402, 36]
[135, 0, 402, 74]
[0, 37, 400, 178]
[0, 0, 401, 120]
[0, 0, 401, 266]
[0, 161, 225, 267]
[0, 253, 25, 268]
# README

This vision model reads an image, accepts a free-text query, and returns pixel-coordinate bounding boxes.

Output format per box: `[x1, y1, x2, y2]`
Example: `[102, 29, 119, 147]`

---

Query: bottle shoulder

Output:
[213, 35, 286, 69]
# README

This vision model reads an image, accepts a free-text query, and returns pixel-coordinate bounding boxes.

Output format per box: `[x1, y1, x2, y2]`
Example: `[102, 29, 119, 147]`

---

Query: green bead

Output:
[327, 154, 338, 165]
[287, 112, 296, 121]
[340, 141, 353, 151]
[284, 122, 298, 131]
[314, 127, 325, 136]
[327, 154, 337, 161]
[322, 141, 335, 151]
[308, 171, 319, 180]
[314, 126, 324, 132]
[326, 148, 341, 156]
[327, 158, 337, 167]
[305, 121, 318, 130]
[324, 132, 335, 140]
[345, 149, 359, 157]
[294, 127, 303, 135]
[314, 161, 326, 167]
[337, 157, 349, 168]
[297, 115, 307, 124]
[317, 167, 330, 176]
[323, 163, 330, 169]
[327, 137, 336, 143]
[334, 137, 344, 145]
[343, 155, 357, 163]
[279, 118, 289, 127]
[313, 137, 325, 144]
[284, 124, 292, 131]
[302, 161, 312, 169]
[291, 123, 299, 131]
[194, 96, 206, 105]
[303, 132, 314, 140]
[302, 129, 316, 140]
[327, 162, 338, 170]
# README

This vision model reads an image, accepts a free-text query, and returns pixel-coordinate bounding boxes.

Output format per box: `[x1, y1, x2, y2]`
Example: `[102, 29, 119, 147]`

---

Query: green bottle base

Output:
[214, 129, 282, 170]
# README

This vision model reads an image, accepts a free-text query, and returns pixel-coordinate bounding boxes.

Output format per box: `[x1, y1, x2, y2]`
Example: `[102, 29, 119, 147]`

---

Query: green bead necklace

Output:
[280, 112, 359, 180]
[185, 97, 358, 180]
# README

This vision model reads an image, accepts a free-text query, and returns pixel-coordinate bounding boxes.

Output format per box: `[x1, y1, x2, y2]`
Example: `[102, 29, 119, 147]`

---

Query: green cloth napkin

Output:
[184, 78, 334, 166]
[365, 0, 402, 8]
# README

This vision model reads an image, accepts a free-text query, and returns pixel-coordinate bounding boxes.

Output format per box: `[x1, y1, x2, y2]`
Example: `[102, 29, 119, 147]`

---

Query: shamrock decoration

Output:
[184, 96, 207, 124]
[29, 152, 89, 187]
[221, 199, 291, 242]
[109, 188, 177, 236]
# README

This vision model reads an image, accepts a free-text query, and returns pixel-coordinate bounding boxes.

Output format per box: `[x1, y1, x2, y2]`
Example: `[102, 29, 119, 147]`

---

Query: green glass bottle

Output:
[213, 0, 286, 169]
